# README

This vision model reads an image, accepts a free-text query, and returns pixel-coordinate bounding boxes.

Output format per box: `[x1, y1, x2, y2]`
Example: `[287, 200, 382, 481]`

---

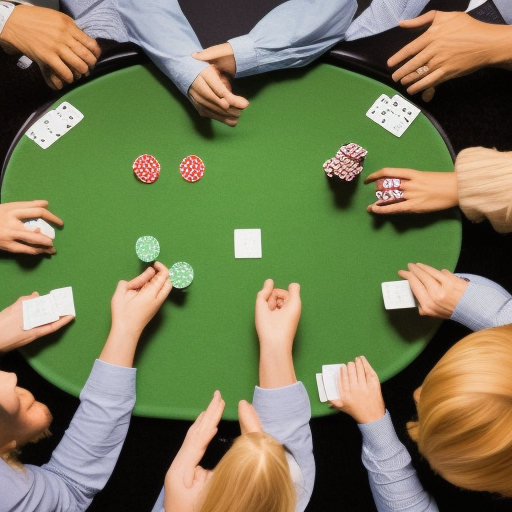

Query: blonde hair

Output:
[198, 432, 296, 512]
[407, 325, 512, 496]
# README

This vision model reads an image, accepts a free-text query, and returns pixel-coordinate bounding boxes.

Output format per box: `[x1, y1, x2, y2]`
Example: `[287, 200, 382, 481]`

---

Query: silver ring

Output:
[416, 65, 429, 75]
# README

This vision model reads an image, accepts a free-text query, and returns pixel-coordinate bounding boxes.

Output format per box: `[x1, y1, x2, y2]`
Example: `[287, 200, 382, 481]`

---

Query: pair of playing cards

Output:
[26, 102, 84, 149]
[24, 218, 55, 239]
[366, 94, 420, 137]
[381, 280, 417, 309]
[316, 364, 345, 402]
[22, 287, 75, 331]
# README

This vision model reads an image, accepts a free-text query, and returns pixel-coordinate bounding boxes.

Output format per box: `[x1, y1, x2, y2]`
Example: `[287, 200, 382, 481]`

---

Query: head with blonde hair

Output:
[407, 324, 512, 496]
[198, 431, 296, 512]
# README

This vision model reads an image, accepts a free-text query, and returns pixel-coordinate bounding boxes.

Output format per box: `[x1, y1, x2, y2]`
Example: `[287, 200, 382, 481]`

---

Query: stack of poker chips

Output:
[376, 178, 404, 201]
[323, 143, 368, 182]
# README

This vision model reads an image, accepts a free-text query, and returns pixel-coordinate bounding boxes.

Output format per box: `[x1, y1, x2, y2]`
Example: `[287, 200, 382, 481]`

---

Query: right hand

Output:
[164, 391, 225, 512]
[364, 168, 458, 214]
[110, 261, 172, 337]
[0, 200, 63, 255]
[398, 262, 468, 319]
[329, 356, 385, 424]
[0, 5, 100, 89]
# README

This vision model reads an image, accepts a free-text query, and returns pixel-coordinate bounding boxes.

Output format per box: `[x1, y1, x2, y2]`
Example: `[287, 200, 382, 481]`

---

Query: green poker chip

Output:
[169, 261, 194, 289]
[135, 236, 160, 262]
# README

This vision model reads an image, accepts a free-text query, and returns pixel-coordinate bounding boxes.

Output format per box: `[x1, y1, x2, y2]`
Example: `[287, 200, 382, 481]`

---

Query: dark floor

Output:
[2, 4, 512, 512]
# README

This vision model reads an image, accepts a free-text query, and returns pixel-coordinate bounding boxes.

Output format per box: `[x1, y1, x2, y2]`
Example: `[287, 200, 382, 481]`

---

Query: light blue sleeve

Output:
[253, 382, 315, 512]
[451, 273, 512, 331]
[228, 0, 357, 78]
[0, 360, 136, 512]
[358, 411, 439, 512]
[117, 0, 208, 96]
[345, 0, 431, 40]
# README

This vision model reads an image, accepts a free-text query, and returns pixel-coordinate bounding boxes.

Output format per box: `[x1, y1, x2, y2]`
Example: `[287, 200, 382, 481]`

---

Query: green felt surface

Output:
[0, 62, 460, 420]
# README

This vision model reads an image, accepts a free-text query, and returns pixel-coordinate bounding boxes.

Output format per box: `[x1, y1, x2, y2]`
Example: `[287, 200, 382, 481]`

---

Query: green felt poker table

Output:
[0, 62, 460, 420]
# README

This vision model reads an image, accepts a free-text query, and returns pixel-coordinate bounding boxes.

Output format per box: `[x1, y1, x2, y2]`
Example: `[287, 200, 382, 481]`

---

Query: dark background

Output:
[2, 1, 512, 510]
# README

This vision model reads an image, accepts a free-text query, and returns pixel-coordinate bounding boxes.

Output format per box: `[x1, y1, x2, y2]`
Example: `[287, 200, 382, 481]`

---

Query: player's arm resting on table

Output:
[364, 169, 458, 214]
[0, 293, 74, 353]
[252, 279, 315, 512]
[0, 200, 63, 255]
[387, 11, 512, 100]
[205, 0, 357, 78]
[0, 264, 171, 511]
[0, 3, 100, 90]
[329, 357, 438, 512]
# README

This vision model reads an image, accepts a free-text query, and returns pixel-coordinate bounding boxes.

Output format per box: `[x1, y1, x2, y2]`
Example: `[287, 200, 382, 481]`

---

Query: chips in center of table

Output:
[133, 154, 161, 183]
[135, 236, 160, 262]
[169, 261, 194, 289]
[180, 155, 205, 182]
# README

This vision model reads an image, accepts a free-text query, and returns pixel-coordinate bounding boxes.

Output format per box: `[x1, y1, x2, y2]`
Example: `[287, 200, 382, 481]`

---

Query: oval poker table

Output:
[0, 62, 460, 420]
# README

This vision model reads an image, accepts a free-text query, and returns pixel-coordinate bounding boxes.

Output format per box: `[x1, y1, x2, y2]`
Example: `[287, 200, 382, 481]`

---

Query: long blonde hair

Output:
[407, 325, 512, 496]
[198, 432, 296, 512]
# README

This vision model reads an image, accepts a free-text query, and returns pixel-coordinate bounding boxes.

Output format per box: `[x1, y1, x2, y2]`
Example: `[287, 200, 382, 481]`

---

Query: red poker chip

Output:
[133, 154, 161, 184]
[180, 155, 205, 183]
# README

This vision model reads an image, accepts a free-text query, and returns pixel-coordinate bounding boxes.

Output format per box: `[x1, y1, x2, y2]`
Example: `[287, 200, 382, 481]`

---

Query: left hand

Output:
[163, 391, 225, 512]
[0, 200, 63, 255]
[0, 293, 74, 353]
[329, 356, 385, 424]
[364, 168, 458, 214]
[398, 262, 469, 318]
[387, 11, 509, 102]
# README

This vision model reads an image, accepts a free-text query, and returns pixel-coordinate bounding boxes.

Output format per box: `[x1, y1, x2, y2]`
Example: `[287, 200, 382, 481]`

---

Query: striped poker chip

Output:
[338, 142, 368, 161]
[133, 154, 161, 184]
[135, 236, 160, 262]
[180, 155, 205, 182]
[169, 261, 194, 289]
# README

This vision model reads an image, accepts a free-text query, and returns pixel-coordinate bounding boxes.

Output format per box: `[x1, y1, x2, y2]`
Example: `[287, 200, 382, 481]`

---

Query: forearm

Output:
[228, 0, 357, 78]
[41, 360, 136, 509]
[118, 0, 207, 95]
[259, 347, 296, 388]
[451, 274, 512, 331]
[99, 324, 141, 367]
[359, 412, 438, 512]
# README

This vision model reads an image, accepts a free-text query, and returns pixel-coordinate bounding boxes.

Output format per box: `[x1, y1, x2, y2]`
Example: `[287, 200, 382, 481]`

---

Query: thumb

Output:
[192, 46, 225, 62]
[399, 10, 436, 29]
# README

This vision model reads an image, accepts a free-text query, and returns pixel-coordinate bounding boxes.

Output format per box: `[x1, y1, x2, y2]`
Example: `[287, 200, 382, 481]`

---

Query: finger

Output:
[398, 10, 436, 29]
[8, 199, 49, 210]
[3, 240, 55, 255]
[202, 390, 225, 430]
[366, 200, 409, 214]
[203, 69, 249, 110]
[338, 363, 349, 394]
[413, 262, 444, 282]
[38, 208, 64, 227]
[422, 87, 436, 102]
[359, 355, 378, 382]
[151, 262, 173, 299]
[125, 267, 156, 291]
[68, 36, 101, 68]
[287, 282, 301, 308]
[405, 68, 446, 95]
[73, 30, 101, 60]
[42, 54, 76, 84]
[13, 204, 59, 223]
[346, 361, 357, 387]
[355, 356, 365, 384]
[190, 96, 241, 126]
[192, 45, 229, 62]
[238, 400, 263, 435]
[13, 229, 55, 248]
[257, 279, 275, 304]
[364, 168, 414, 184]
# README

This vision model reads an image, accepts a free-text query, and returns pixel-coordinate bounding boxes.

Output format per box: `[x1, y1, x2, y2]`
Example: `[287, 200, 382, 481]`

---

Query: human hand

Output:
[255, 279, 301, 354]
[388, 11, 512, 102]
[0, 293, 74, 353]
[190, 44, 249, 127]
[329, 356, 385, 424]
[163, 391, 225, 512]
[364, 168, 458, 214]
[0, 200, 63, 255]
[110, 261, 172, 339]
[398, 262, 468, 318]
[0, 5, 101, 90]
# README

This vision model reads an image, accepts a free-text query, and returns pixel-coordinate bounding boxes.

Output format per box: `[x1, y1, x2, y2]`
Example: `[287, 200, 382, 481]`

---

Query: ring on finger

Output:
[416, 65, 429, 75]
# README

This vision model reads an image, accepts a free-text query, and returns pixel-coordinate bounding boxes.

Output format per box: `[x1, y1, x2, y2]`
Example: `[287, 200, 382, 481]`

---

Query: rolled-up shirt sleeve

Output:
[228, 0, 357, 77]
[118, 0, 208, 96]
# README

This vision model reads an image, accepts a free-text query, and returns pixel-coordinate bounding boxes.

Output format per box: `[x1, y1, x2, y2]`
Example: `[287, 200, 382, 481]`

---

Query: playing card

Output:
[234, 229, 262, 258]
[381, 280, 417, 310]
[50, 287, 75, 317]
[22, 295, 59, 330]
[316, 373, 328, 402]
[390, 95, 421, 125]
[321, 364, 344, 401]
[25, 102, 84, 148]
